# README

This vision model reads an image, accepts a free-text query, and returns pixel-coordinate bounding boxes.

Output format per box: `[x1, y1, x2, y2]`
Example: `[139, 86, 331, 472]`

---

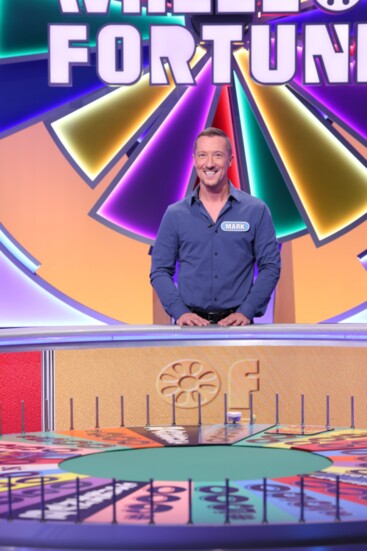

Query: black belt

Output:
[189, 307, 237, 324]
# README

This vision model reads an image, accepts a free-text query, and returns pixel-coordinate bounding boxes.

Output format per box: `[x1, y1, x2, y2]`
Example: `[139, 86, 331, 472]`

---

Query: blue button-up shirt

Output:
[150, 184, 281, 321]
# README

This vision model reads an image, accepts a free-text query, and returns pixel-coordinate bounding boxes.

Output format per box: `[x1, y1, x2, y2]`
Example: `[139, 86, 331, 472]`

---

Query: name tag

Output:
[221, 221, 250, 232]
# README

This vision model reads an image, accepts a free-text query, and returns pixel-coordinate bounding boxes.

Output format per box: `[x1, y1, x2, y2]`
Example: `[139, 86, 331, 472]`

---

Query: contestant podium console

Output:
[0, 323, 366, 549]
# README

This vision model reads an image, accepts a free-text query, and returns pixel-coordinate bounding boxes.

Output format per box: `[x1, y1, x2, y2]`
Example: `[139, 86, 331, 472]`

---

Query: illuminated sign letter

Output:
[150, 26, 196, 84]
[217, 0, 255, 13]
[120, 0, 167, 13]
[356, 24, 367, 83]
[250, 25, 296, 84]
[58, 0, 111, 13]
[147, 0, 167, 13]
[262, 0, 299, 13]
[49, 25, 89, 85]
[122, 0, 141, 13]
[304, 24, 350, 84]
[97, 25, 142, 84]
[202, 25, 243, 84]
[57, 0, 79, 13]
[173, 0, 211, 13]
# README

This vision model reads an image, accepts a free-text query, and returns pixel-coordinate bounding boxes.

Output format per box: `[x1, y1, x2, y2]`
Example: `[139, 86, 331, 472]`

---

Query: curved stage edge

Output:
[3, 517, 367, 549]
[0, 323, 366, 351]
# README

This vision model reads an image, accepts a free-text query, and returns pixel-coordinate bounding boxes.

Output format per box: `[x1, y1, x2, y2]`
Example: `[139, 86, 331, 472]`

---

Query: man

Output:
[150, 127, 281, 326]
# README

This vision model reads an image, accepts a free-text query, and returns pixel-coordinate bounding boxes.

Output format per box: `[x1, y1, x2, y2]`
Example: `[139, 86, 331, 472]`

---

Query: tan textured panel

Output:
[55, 346, 366, 431]
[228, 359, 259, 415]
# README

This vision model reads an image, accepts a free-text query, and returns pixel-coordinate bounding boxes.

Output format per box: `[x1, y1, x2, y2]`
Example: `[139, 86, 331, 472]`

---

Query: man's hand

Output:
[218, 313, 251, 326]
[176, 313, 210, 326]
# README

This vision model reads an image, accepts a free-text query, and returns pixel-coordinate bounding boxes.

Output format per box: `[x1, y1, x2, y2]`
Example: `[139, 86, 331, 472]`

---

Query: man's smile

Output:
[193, 135, 233, 190]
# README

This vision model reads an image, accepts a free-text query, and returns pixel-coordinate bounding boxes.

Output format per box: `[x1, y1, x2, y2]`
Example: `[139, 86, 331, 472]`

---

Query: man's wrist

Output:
[236, 304, 254, 321]
[171, 305, 191, 322]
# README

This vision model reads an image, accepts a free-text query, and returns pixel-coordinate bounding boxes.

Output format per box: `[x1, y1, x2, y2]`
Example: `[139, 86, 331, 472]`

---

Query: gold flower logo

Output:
[156, 359, 220, 408]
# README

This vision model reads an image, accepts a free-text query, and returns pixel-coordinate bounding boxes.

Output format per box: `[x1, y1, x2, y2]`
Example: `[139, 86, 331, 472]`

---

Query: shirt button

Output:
[214, 298, 217, 301]
[214, 252, 218, 256]
[214, 275, 218, 279]
[215, 229, 218, 233]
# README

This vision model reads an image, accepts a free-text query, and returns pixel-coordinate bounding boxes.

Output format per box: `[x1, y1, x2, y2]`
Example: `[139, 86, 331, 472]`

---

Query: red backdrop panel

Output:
[0, 352, 42, 434]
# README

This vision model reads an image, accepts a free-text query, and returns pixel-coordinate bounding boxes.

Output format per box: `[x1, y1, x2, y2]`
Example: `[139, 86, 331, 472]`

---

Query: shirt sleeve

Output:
[236, 204, 281, 321]
[150, 207, 191, 322]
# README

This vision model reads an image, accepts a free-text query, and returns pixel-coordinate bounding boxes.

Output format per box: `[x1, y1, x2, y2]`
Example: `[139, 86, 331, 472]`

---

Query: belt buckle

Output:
[207, 311, 221, 323]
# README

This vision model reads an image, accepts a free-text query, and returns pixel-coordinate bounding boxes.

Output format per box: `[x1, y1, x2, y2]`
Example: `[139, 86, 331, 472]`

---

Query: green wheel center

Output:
[61, 445, 331, 482]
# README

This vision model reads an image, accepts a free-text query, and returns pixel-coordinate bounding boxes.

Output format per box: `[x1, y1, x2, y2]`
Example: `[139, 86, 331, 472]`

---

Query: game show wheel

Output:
[2, 423, 367, 549]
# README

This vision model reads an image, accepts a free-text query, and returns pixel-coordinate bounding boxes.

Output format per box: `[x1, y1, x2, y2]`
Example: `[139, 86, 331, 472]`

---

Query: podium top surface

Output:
[0, 323, 366, 352]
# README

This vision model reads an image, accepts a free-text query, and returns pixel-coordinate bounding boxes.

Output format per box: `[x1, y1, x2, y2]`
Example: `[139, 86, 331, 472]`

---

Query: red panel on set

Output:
[211, 86, 241, 189]
[0, 352, 42, 434]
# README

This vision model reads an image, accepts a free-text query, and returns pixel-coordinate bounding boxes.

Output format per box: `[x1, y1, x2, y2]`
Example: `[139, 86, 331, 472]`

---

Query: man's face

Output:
[194, 135, 233, 190]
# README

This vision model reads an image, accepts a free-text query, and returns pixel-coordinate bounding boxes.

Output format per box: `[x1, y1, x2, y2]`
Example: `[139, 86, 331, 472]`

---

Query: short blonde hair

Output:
[194, 127, 232, 155]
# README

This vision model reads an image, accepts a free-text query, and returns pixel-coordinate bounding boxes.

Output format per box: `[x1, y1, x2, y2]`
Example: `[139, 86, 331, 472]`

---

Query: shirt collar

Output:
[189, 182, 240, 205]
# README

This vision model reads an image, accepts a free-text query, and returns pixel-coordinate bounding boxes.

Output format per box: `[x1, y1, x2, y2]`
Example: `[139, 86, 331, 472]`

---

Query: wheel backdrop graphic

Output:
[1, 0, 366, 245]
[0, 0, 366, 326]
